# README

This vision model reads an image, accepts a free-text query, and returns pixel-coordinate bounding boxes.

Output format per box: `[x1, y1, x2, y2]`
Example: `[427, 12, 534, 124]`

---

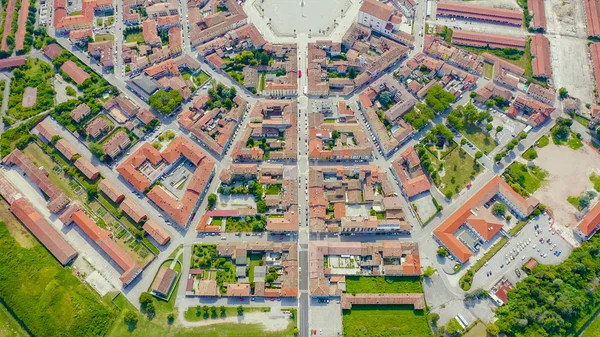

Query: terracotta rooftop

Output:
[436, 2, 522, 26]
[452, 30, 526, 50]
[143, 219, 171, 245]
[530, 34, 551, 78]
[359, 0, 394, 21]
[60, 60, 91, 85]
[576, 202, 600, 237]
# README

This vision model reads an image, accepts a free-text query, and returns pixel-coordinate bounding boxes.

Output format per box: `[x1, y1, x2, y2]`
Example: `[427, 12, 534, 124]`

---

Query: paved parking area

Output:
[411, 192, 437, 225]
[310, 298, 342, 337]
[470, 215, 573, 290]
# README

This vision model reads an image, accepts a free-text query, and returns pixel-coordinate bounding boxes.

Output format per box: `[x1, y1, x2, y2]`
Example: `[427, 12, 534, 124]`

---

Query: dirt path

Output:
[177, 310, 291, 332]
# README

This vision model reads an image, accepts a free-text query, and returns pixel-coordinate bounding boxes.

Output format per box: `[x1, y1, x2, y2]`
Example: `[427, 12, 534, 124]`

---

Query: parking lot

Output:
[309, 298, 343, 337]
[470, 213, 573, 290]
[411, 192, 437, 225]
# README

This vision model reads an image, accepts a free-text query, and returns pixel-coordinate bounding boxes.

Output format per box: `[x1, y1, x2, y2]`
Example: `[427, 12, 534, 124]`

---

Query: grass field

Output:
[581, 313, 600, 337]
[194, 70, 211, 87]
[183, 306, 270, 322]
[434, 147, 481, 197]
[0, 301, 29, 337]
[591, 173, 600, 192]
[248, 253, 264, 284]
[108, 291, 297, 337]
[125, 32, 144, 43]
[537, 135, 549, 147]
[483, 62, 493, 79]
[0, 222, 117, 337]
[95, 34, 114, 41]
[343, 305, 430, 337]
[461, 122, 498, 154]
[345, 276, 423, 294]
[503, 162, 547, 195]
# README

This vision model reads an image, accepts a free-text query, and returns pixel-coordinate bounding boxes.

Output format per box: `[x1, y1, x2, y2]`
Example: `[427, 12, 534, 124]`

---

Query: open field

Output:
[0, 199, 35, 248]
[0, 301, 29, 337]
[107, 290, 297, 337]
[343, 305, 430, 337]
[503, 162, 547, 197]
[534, 144, 600, 227]
[183, 306, 271, 322]
[0, 222, 117, 337]
[435, 147, 481, 197]
[345, 276, 423, 294]
[581, 313, 600, 337]
[461, 122, 498, 154]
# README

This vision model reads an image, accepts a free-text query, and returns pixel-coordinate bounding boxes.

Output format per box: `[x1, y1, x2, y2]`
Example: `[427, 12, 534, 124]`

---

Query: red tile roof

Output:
[530, 34, 551, 78]
[10, 198, 77, 265]
[527, 0, 546, 31]
[60, 60, 90, 85]
[74, 157, 100, 180]
[143, 220, 171, 245]
[359, 0, 394, 21]
[121, 198, 147, 223]
[585, 0, 600, 38]
[70, 209, 141, 285]
[591, 43, 600, 98]
[3, 149, 69, 213]
[577, 202, 600, 237]
[452, 30, 526, 50]
[437, 2, 522, 26]
[15, 0, 30, 51]
[433, 176, 538, 263]
[99, 179, 125, 203]
[44, 44, 62, 59]
[55, 139, 78, 161]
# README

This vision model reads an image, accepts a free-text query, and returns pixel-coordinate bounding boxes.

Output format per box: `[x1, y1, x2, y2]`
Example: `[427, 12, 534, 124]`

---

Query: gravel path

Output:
[177, 310, 291, 331]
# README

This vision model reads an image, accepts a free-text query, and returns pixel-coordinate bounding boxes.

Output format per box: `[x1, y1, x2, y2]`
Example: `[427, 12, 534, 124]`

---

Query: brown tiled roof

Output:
[452, 30, 526, 50]
[585, 0, 600, 38]
[437, 2, 522, 26]
[143, 219, 171, 245]
[530, 34, 551, 78]
[359, 0, 393, 21]
[577, 202, 600, 237]
[44, 44, 62, 59]
[70, 209, 142, 285]
[74, 157, 100, 180]
[10, 198, 77, 265]
[527, 0, 546, 31]
[152, 267, 177, 295]
[55, 139, 78, 160]
[99, 179, 124, 203]
[71, 103, 91, 122]
[226, 283, 250, 297]
[121, 198, 147, 223]
[60, 60, 91, 84]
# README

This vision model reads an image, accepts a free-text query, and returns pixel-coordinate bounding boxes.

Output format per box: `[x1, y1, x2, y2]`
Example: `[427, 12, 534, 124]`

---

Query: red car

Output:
[298, 70, 302, 78]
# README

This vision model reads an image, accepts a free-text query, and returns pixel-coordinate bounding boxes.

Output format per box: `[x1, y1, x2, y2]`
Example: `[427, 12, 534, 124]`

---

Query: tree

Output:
[331, 130, 340, 139]
[496, 125, 503, 133]
[207, 193, 217, 210]
[492, 202, 507, 216]
[89, 141, 104, 158]
[145, 301, 156, 316]
[446, 318, 463, 335]
[167, 313, 175, 324]
[559, 87, 568, 99]
[429, 312, 440, 327]
[139, 292, 154, 309]
[475, 151, 483, 159]
[51, 135, 61, 144]
[148, 89, 183, 115]
[437, 247, 448, 257]
[469, 91, 477, 99]
[487, 323, 500, 336]
[423, 266, 436, 277]
[219, 306, 226, 317]
[86, 185, 98, 199]
[485, 99, 495, 109]
[486, 123, 493, 132]
[445, 190, 454, 199]
[378, 91, 394, 109]
[123, 309, 139, 326]
[348, 67, 357, 79]
[257, 200, 267, 213]
[237, 305, 244, 316]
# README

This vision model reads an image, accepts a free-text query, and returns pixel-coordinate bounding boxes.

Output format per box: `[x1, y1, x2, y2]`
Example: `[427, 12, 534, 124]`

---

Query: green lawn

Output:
[183, 306, 270, 322]
[345, 276, 423, 294]
[125, 32, 144, 43]
[567, 132, 584, 150]
[248, 253, 264, 283]
[483, 62, 493, 79]
[108, 291, 297, 337]
[194, 70, 211, 87]
[523, 147, 538, 160]
[434, 147, 481, 197]
[95, 34, 114, 42]
[343, 305, 430, 337]
[265, 184, 282, 195]
[581, 314, 600, 337]
[572, 114, 591, 129]
[0, 222, 117, 337]
[568, 196, 583, 211]
[537, 135, 549, 147]
[503, 162, 547, 196]
[0, 301, 28, 337]
[590, 173, 600, 192]
[461, 122, 498, 154]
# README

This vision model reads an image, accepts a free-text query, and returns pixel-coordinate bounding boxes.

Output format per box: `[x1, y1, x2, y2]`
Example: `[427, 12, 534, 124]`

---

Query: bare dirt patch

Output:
[534, 143, 600, 228]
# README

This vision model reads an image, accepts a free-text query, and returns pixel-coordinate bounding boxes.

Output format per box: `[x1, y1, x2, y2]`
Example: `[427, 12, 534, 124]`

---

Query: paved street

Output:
[30, 0, 582, 335]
